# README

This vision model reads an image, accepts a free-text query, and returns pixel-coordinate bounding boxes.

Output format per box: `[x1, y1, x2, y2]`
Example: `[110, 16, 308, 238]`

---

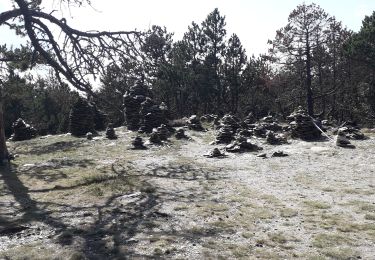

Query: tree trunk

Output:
[305, 34, 314, 116]
[0, 99, 9, 165]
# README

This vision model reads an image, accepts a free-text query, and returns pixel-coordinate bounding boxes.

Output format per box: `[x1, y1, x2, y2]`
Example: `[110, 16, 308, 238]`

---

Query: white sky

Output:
[1, 0, 375, 56]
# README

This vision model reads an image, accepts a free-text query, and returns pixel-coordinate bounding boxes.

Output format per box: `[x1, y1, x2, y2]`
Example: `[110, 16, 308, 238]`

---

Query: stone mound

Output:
[11, 118, 37, 141]
[287, 107, 321, 140]
[105, 123, 117, 140]
[69, 98, 95, 137]
[188, 115, 205, 131]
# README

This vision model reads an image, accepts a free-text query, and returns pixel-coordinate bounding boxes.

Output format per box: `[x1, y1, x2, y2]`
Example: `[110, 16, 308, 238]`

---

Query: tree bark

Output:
[0, 99, 9, 165]
[305, 33, 314, 116]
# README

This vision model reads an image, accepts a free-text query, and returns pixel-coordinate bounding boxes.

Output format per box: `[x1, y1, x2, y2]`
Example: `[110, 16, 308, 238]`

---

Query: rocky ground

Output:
[0, 127, 375, 259]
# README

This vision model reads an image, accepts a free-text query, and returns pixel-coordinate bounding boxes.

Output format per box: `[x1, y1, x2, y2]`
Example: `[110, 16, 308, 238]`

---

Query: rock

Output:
[200, 114, 216, 123]
[175, 128, 189, 139]
[336, 126, 365, 140]
[204, 148, 226, 158]
[132, 136, 147, 149]
[188, 115, 205, 131]
[226, 135, 262, 153]
[149, 130, 162, 144]
[271, 151, 289, 157]
[335, 130, 355, 148]
[11, 118, 37, 141]
[69, 98, 95, 137]
[86, 132, 93, 140]
[266, 131, 287, 145]
[257, 153, 267, 158]
[105, 123, 117, 140]
[156, 124, 170, 141]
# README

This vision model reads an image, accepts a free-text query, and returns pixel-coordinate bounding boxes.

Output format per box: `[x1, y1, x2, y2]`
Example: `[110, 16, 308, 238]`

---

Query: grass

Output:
[312, 233, 354, 248]
[304, 200, 331, 209]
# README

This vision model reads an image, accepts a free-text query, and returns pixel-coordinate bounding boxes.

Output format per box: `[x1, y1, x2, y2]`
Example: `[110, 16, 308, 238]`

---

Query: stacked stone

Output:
[132, 136, 146, 149]
[243, 112, 256, 126]
[188, 115, 205, 131]
[287, 107, 321, 140]
[149, 130, 162, 144]
[214, 114, 242, 144]
[156, 124, 170, 141]
[11, 118, 37, 141]
[336, 126, 365, 140]
[123, 83, 148, 131]
[69, 98, 95, 137]
[215, 125, 234, 144]
[226, 135, 262, 153]
[175, 128, 189, 139]
[221, 114, 241, 132]
[266, 131, 287, 145]
[106, 123, 118, 140]
[138, 98, 168, 133]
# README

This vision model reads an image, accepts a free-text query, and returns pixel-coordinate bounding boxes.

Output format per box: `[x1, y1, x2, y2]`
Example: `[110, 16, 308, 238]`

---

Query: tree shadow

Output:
[16, 140, 85, 156]
[0, 159, 229, 259]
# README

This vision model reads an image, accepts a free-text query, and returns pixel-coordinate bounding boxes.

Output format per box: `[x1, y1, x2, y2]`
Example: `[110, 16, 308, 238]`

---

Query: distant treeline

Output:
[1, 3, 374, 136]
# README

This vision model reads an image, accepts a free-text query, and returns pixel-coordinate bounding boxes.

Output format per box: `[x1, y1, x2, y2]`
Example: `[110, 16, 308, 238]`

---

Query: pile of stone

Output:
[149, 130, 162, 144]
[226, 135, 262, 153]
[69, 98, 95, 137]
[266, 131, 287, 145]
[287, 107, 321, 140]
[215, 125, 235, 144]
[243, 112, 256, 126]
[336, 124, 365, 140]
[175, 128, 189, 139]
[214, 114, 242, 144]
[188, 115, 205, 131]
[204, 148, 226, 158]
[132, 136, 147, 149]
[221, 114, 241, 132]
[11, 118, 37, 141]
[123, 82, 149, 131]
[138, 98, 169, 133]
[105, 123, 117, 140]
[156, 124, 170, 141]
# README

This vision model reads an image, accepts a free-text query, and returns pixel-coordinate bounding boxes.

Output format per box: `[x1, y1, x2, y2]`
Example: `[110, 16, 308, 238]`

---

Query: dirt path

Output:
[1, 128, 374, 259]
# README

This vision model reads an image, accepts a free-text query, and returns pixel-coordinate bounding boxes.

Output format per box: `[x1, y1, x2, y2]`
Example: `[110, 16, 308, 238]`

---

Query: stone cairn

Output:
[138, 98, 169, 133]
[11, 118, 37, 141]
[156, 124, 170, 141]
[132, 136, 146, 149]
[336, 122, 365, 140]
[69, 97, 95, 137]
[215, 114, 241, 144]
[287, 107, 321, 140]
[149, 129, 162, 144]
[266, 131, 287, 145]
[204, 148, 226, 158]
[188, 115, 205, 131]
[105, 123, 118, 140]
[123, 82, 148, 131]
[226, 135, 262, 153]
[175, 128, 189, 139]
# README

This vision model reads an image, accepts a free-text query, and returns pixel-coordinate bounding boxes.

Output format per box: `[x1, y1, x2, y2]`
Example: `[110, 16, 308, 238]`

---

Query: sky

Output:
[1, 0, 375, 56]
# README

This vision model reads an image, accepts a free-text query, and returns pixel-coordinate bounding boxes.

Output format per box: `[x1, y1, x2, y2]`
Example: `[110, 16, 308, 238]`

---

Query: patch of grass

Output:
[173, 205, 189, 211]
[312, 233, 354, 248]
[365, 213, 375, 220]
[280, 208, 298, 218]
[241, 232, 253, 239]
[304, 200, 331, 210]
[322, 247, 359, 260]
[268, 232, 288, 244]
